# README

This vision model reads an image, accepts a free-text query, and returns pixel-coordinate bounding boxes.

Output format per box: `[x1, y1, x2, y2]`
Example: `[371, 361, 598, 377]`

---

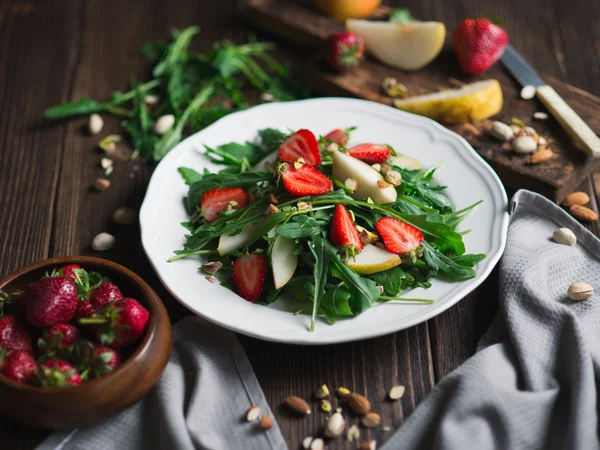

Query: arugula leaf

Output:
[451, 253, 486, 267]
[178, 167, 204, 186]
[422, 241, 477, 280]
[371, 266, 408, 296]
[258, 128, 287, 153]
[389, 8, 413, 23]
[276, 215, 328, 239]
[308, 236, 336, 331]
[330, 254, 380, 315]
[153, 26, 200, 77]
[319, 283, 353, 323]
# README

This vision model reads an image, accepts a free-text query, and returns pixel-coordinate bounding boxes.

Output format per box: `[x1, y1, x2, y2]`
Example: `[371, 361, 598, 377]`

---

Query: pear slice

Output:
[253, 151, 278, 172]
[217, 221, 260, 256]
[388, 155, 421, 170]
[270, 234, 299, 289]
[346, 244, 401, 275]
[332, 150, 397, 204]
[346, 19, 446, 71]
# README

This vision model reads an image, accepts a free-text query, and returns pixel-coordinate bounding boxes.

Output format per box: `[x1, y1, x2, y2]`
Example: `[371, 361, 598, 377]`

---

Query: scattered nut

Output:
[112, 207, 136, 225]
[376, 285, 384, 295]
[94, 178, 111, 192]
[528, 148, 554, 164]
[98, 134, 123, 154]
[534, 112, 549, 120]
[488, 121, 514, 141]
[153, 114, 175, 135]
[570, 205, 598, 221]
[377, 180, 391, 189]
[314, 384, 330, 399]
[389, 385, 405, 400]
[88, 114, 104, 135]
[512, 136, 537, 154]
[387, 83, 407, 98]
[381, 77, 397, 93]
[520, 85, 536, 100]
[563, 192, 590, 207]
[144, 94, 159, 105]
[347, 424, 360, 442]
[510, 124, 522, 134]
[261, 92, 275, 102]
[297, 201, 312, 212]
[380, 164, 392, 175]
[553, 228, 577, 246]
[320, 400, 332, 413]
[359, 230, 372, 246]
[302, 437, 313, 450]
[100, 158, 113, 170]
[92, 232, 115, 251]
[336, 407, 342, 413]
[345, 178, 358, 193]
[371, 163, 381, 172]
[269, 193, 278, 204]
[324, 411, 345, 438]
[259, 416, 273, 429]
[382, 426, 391, 432]
[361, 412, 381, 428]
[293, 159, 305, 169]
[360, 440, 377, 450]
[283, 396, 311, 415]
[337, 387, 351, 398]
[203, 261, 223, 275]
[347, 393, 371, 415]
[245, 405, 261, 421]
[385, 170, 401, 186]
[310, 438, 325, 450]
[567, 282, 593, 301]
[524, 126, 537, 136]
[538, 136, 547, 146]
[204, 275, 216, 283]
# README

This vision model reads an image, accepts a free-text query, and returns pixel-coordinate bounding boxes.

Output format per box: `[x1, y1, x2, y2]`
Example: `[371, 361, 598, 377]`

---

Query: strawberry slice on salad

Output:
[278, 129, 321, 167]
[347, 144, 391, 164]
[324, 128, 349, 146]
[201, 188, 249, 223]
[281, 164, 332, 196]
[376, 217, 423, 255]
[232, 254, 267, 302]
[329, 204, 363, 254]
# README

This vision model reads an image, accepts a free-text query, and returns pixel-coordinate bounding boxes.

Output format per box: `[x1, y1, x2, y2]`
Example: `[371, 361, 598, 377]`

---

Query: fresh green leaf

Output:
[319, 283, 353, 322]
[178, 167, 204, 186]
[308, 236, 336, 331]
[276, 215, 328, 239]
[451, 253, 486, 267]
[330, 254, 380, 315]
[371, 266, 409, 296]
[422, 241, 476, 280]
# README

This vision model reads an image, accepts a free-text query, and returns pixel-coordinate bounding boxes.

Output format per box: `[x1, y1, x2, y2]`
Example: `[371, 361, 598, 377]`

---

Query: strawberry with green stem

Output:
[326, 32, 365, 72]
[0, 349, 37, 383]
[37, 323, 82, 360]
[0, 315, 33, 354]
[34, 359, 82, 387]
[26, 277, 78, 328]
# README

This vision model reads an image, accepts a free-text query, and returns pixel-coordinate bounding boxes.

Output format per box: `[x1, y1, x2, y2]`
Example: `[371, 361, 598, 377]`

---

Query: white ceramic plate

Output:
[140, 98, 508, 344]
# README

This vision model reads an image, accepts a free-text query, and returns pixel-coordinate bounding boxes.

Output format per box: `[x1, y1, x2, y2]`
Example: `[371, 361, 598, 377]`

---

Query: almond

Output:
[245, 405, 260, 421]
[347, 393, 371, 415]
[283, 396, 311, 415]
[563, 192, 590, 207]
[361, 412, 381, 428]
[259, 416, 273, 429]
[360, 440, 377, 450]
[324, 411, 345, 438]
[377, 180, 390, 189]
[528, 148, 553, 165]
[570, 205, 597, 222]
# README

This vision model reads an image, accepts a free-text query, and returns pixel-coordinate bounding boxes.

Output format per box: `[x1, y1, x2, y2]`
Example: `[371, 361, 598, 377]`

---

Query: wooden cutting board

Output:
[247, 0, 600, 203]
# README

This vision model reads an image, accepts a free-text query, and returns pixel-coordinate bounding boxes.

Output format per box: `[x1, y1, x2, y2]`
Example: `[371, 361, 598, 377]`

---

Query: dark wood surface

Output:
[0, 0, 598, 448]
[247, 0, 600, 203]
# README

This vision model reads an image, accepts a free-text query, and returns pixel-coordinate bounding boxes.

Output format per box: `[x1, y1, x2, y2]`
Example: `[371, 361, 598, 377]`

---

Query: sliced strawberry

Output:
[200, 188, 249, 223]
[329, 204, 363, 253]
[278, 129, 321, 166]
[347, 144, 391, 164]
[281, 164, 332, 197]
[324, 128, 348, 146]
[375, 217, 423, 254]
[231, 254, 267, 302]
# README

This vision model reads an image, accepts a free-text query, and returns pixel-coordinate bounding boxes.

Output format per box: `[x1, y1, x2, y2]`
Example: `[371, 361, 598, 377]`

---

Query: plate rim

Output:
[140, 97, 509, 344]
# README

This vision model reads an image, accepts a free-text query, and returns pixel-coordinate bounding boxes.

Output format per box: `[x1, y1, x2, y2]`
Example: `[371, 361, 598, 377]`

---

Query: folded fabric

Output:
[38, 317, 287, 450]
[381, 190, 600, 450]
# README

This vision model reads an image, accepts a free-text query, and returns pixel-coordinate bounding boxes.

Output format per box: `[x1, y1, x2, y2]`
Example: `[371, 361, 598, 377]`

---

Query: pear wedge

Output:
[346, 244, 401, 275]
[270, 234, 298, 289]
[217, 221, 260, 256]
[388, 155, 421, 170]
[346, 19, 446, 71]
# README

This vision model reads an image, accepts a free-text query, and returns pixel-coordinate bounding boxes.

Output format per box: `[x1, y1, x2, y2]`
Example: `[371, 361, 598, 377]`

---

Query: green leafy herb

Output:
[308, 236, 336, 331]
[389, 9, 413, 23]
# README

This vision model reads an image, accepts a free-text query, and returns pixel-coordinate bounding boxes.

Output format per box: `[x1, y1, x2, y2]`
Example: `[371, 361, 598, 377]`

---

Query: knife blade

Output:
[500, 44, 600, 158]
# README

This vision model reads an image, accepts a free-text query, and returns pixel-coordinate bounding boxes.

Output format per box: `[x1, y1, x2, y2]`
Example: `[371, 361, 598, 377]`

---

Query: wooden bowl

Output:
[0, 256, 172, 429]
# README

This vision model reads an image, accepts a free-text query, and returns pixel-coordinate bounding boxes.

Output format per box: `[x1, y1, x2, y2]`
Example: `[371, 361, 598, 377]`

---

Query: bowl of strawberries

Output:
[0, 256, 172, 429]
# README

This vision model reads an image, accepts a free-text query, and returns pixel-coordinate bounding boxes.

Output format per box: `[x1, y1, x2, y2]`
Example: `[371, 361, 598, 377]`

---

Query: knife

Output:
[500, 44, 600, 158]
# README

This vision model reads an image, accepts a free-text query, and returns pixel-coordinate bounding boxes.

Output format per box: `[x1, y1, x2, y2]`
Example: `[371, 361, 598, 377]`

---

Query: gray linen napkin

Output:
[382, 189, 600, 450]
[38, 317, 287, 450]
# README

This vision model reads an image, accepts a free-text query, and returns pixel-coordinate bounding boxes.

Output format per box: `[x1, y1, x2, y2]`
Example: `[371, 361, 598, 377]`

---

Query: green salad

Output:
[172, 127, 485, 331]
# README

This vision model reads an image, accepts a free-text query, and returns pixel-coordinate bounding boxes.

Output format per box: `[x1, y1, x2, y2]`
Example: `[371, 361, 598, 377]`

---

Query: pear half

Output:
[388, 155, 421, 170]
[346, 19, 446, 71]
[270, 234, 299, 289]
[346, 244, 401, 275]
[332, 150, 397, 204]
[217, 221, 260, 256]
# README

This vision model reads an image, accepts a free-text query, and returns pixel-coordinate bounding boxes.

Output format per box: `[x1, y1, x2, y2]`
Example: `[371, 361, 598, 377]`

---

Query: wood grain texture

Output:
[0, 0, 599, 449]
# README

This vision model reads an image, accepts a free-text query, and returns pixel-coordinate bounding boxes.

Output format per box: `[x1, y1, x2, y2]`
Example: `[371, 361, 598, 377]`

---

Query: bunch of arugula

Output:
[173, 128, 485, 331]
[43, 27, 307, 161]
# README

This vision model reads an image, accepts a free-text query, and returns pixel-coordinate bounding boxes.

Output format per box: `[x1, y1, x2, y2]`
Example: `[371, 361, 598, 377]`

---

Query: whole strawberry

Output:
[60, 264, 82, 281]
[326, 32, 365, 72]
[87, 344, 121, 378]
[25, 277, 78, 328]
[0, 350, 37, 383]
[0, 315, 33, 354]
[35, 359, 82, 387]
[38, 323, 81, 358]
[452, 18, 508, 75]
[81, 298, 149, 348]
[90, 282, 122, 311]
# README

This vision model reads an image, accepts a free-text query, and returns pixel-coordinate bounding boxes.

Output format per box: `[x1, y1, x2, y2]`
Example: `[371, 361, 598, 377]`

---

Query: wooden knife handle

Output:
[536, 85, 600, 158]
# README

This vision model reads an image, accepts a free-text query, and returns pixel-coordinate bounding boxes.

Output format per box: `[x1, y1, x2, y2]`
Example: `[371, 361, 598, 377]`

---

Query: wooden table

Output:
[1, 0, 599, 448]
